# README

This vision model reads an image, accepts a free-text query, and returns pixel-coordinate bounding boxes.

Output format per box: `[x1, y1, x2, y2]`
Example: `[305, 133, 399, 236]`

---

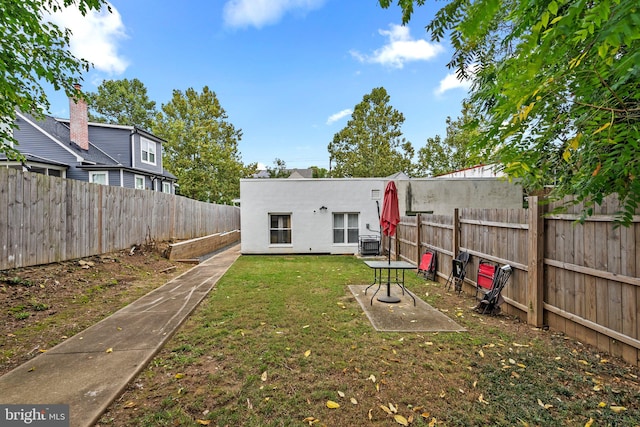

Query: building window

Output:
[135, 175, 145, 190]
[269, 214, 291, 244]
[141, 138, 156, 165]
[333, 213, 359, 244]
[162, 182, 171, 193]
[89, 171, 107, 185]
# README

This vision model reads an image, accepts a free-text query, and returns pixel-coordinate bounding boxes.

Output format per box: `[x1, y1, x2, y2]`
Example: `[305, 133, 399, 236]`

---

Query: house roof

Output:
[18, 111, 120, 166]
[0, 152, 69, 167]
[16, 111, 175, 180]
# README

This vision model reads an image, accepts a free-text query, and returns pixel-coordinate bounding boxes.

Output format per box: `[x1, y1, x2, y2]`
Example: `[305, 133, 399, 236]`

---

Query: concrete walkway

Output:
[0, 244, 241, 427]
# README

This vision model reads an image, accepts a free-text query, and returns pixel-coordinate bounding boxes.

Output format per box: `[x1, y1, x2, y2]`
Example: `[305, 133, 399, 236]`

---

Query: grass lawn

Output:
[99, 255, 640, 426]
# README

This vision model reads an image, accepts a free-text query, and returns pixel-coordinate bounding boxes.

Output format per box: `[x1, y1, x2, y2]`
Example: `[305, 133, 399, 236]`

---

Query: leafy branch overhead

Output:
[381, 0, 640, 225]
[0, 0, 108, 158]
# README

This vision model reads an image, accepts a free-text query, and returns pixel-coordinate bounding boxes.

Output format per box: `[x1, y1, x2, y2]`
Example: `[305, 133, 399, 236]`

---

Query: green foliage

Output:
[328, 87, 414, 177]
[266, 158, 288, 178]
[153, 86, 253, 204]
[415, 103, 480, 177]
[380, 0, 640, 225]
[86, 78, 157, 130]
[0, 0, 108, 159]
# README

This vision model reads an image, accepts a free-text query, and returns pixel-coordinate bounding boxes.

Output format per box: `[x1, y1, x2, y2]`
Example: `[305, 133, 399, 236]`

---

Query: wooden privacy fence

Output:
[384, 195, 640, 367]
[0, 168, 240, 270]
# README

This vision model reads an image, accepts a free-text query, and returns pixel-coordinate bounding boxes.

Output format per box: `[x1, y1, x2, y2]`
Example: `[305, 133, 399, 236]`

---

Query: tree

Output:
[153, 86, 252, 204]
[415, 104, 479, 177]
[0, 0, 108, 158]
[328, 87, 414, 177]
[86, 78, 157, 129]
[310, 166, 329, 178]
[267, 158, 288, 178]
[380, 0, 640, 224]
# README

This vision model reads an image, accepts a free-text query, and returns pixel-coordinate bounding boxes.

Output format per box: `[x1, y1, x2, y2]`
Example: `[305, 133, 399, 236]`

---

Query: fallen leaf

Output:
[479, 349, 485, 358]
[428, 417, 438, 427]
[593, 385, 602, 391]
[517, 363, 527, 369]
[261, 371, 268, 382]
[478, 394, 489, 404]
[420, 412, 431, 419]
[380, 405, 392, 415]
[368, 409, 373, 420]
[326, 400, 340, 409]
[389, 402, 397, 413]
[584, 418, 594, 427]
[304, 350, 311, 358]
[610, 405, 627, 413]
[598, 402, 607, 408]
[174, 373, 184, 379]
[350, 397, 358, 405]
[123, 401, 136, 409]
[509, 358, 516, 365]
[537, 399, 553, 409]
[368, 374, 376, 383]
[394, 414, 409, 426]
[196, 420, 211, 426]
[511, 371, 521, 379]
[337, 391, 345, 398]
[105, 348, 113, 353]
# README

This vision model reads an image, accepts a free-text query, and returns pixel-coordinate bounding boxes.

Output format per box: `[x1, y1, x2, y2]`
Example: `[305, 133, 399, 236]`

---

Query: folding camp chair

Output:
[417, 250, 437, 281]
[475, 260, 497, 300]
[475, 264, 513, 315]
[445, 251, 470, 293]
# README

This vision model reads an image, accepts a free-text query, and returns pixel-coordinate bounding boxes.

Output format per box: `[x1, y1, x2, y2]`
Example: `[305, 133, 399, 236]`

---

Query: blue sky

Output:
[45, 0, 471, 170]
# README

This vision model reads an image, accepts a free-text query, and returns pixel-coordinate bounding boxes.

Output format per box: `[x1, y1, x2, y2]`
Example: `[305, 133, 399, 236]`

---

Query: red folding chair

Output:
[476, 260, 497, 299]
[417, 250, 437, 281]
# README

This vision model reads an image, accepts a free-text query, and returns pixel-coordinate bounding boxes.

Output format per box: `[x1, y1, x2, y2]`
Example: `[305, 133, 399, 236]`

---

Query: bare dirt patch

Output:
[0, 243, 191, 376]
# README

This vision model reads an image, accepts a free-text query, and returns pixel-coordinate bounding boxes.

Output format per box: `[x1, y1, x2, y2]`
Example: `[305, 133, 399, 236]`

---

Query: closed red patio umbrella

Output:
[378, 181, 401, 303]
[380, 180, 400, 255]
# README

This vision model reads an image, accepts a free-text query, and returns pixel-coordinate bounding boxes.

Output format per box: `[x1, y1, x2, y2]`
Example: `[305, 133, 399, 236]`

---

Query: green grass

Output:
[101, 255, 640, 426]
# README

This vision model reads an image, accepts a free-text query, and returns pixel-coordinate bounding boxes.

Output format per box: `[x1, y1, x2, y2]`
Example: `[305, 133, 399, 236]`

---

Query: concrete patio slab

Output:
[349, 285, 466, 333]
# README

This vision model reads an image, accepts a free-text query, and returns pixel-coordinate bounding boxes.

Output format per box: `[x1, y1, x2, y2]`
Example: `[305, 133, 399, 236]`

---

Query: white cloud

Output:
[326, 109, 352, 125]
[223, 0, 325, 29]
[351, 24, 443, 68]
[45, 3, 128, 75]
[434, 71, 472, 96]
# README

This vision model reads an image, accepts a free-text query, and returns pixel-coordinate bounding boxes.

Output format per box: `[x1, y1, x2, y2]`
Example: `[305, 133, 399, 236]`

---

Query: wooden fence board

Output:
[0, 169, 239, 271]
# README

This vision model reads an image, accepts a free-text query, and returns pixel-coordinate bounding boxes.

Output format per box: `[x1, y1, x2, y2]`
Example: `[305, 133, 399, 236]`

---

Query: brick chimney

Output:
[69, 83, 89, 150]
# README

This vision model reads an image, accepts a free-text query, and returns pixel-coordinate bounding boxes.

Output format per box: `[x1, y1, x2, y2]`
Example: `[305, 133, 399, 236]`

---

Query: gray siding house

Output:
[2, 91, 176, 193]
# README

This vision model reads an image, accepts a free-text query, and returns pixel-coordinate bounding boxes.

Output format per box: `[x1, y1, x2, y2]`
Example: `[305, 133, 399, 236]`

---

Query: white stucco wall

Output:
[240, 178, 387, 255]
[240, 177, 524, 254]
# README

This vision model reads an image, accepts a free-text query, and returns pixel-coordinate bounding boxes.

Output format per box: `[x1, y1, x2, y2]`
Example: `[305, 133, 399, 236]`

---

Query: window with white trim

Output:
[333, 213, 359, 244]
[162, 182, 171, 193]
[269, 214, 291, 244]
[141, 138, 156, 165]
[135, 175, 145, 190]
[89, 171, 107, 185]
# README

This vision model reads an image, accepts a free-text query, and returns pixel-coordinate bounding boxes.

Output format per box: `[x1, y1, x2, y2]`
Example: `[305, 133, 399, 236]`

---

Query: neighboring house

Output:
[2, 89, 176, 193]
[240, 176, 524, 255]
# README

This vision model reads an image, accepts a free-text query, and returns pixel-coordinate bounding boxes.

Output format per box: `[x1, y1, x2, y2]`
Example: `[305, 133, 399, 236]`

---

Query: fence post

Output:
[527, 196, 545, 326]
[452, 208, 460, 257]
[416, 213, 422, 263]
